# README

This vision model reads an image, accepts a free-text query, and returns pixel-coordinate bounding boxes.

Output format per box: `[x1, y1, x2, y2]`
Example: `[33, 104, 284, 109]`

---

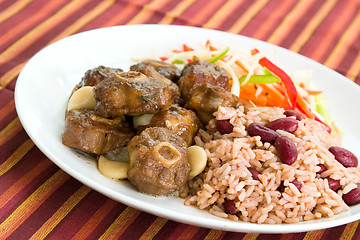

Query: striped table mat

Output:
[1, 0, 360, 239]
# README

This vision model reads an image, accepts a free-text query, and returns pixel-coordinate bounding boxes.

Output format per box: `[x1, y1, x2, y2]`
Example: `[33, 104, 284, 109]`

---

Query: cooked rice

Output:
[184, 106, 360, 224]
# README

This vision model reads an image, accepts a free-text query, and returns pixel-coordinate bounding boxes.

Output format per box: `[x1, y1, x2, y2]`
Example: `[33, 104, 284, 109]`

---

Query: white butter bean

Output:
[67, 86, 96, 111]
[98, 155, 129, 179]
[133, 114, 153, 129]
[188, 146, 207, 179]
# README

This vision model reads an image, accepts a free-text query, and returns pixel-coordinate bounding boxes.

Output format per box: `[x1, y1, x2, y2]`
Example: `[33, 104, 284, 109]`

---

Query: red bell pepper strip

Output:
[251, 49, 297, 110]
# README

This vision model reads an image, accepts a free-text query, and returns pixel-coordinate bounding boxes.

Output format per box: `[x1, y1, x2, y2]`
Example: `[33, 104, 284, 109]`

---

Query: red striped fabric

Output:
[1, 0, 360, 239]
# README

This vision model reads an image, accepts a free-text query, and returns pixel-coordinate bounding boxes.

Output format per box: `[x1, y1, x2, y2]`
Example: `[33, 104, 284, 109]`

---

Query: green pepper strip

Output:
[239, 74, 280, 84]
[208, 47, 230, 63]
[172, 59, 185, 64]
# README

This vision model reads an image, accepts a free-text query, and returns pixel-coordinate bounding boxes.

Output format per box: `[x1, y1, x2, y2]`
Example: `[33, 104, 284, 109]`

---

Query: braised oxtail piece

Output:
[62, 109, 134, 155]
[138, 105, 200, 146]
[130, 60, 181, 82]
[177, 58, 229, 101]
[127, 127, 189, 195]
[184, 83, 240, 124]
[94, 71, 181, 117]
[80, 65, 123, 87]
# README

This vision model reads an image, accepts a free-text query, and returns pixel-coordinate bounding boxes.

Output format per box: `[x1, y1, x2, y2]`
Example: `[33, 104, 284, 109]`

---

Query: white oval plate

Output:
[15, 25, 360, 233]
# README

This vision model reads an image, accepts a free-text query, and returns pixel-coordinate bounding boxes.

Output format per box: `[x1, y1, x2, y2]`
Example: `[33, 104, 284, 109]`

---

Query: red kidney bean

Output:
[316, 164, 327, 174]
[284, 109, 305, 121]
[277, 181, 286, 192]
[247, 123, 279, 144]
[274, 136, 298, 165]
[329, 146, 358, 168]
[223, 199, 238, 214]
[342, 183, 360, 205]
[248, 167, 260, 180]
[267, 118, 298, 133]
[325, 177, 341, 191]
[217, 120, 234, 134]
[277, 180, 301, 192]
[292, 180, 302, 191]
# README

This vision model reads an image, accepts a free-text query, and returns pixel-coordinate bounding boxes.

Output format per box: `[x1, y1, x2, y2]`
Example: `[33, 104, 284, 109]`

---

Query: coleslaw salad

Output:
[156, 41, 337, 135]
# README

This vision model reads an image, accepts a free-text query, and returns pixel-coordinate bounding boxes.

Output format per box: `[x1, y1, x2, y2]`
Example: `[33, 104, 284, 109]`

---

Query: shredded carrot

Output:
[237, 82, 288, 108]
[222, 55, 232, 62]
[298, 82, 323, 95]
[209, 46, 217, 51]
[235, 60, 249, 74]
[228, 78, 233, 88]
[261, 84, 286, 107]
[205, 40, 211, 48]
[273, 82, 285, 94]
[241, 84, 257, 94]
[239, 84, 267, 106]
[206, 40, 217, 51]
[297, 95, 315, 119]
[303, 88, 323, 95]
[183, 44, 194, 51]
[266, 97, 285, 107]
[240, 90, 267, 106]
[299, 82, 307, 88]
[255, 84, 264, 97]
[262, 83, 284, 102]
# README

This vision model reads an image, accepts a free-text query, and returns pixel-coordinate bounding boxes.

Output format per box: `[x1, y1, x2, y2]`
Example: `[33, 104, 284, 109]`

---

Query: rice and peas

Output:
[161, 42, 360, 224]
